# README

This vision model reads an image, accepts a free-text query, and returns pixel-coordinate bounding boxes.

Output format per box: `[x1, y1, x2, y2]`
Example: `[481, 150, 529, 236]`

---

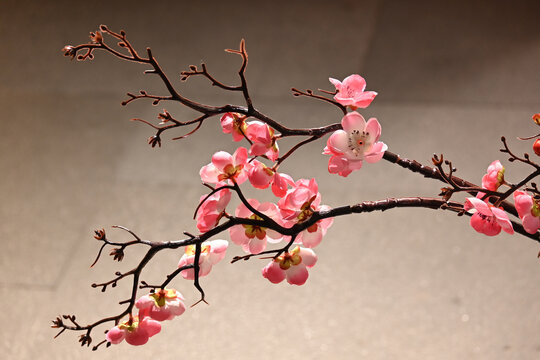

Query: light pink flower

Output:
[200, 147, 248, 184]
[229, 199, 284, 254]
[464, 197, 514, 236]
[278, 178, 333, 248]
[135, 288, 186, 322]
[220, 112, 247, 142]
[262, 246, 317, 285]
[195, 184, 231, 233]
[245, 121, 279, 161]
[178, 239, 228, 279]
[106, 311, 161, 346]
[481, 160, 505, 191]
[513, 191, 540, 234]
[324, 111, 387, 177]
[329, 74, 377, 110]
[247, 160, 294, 197]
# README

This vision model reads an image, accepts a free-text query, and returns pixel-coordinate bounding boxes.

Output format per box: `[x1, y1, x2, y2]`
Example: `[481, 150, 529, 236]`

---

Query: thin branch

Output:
[275, 135, 320, 169]
[181, 63, 242, 91]
[291, 87, 347, 115]
[500, 136, 540, 170]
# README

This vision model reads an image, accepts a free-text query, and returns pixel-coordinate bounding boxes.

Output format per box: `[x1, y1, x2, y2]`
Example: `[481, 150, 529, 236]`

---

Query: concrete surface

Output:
[2, 0, 540, 359]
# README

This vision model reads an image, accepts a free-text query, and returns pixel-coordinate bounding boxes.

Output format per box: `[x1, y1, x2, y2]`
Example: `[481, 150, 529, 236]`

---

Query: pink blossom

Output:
[324, 111, 387, 177]
[513, 191, 540, 234]
[229, 199, 284, 254]
[278, 178, 321, 221]
[245, 121, 279, 161]
[278, 178, 333, 248]
[178, 239, 228, 279]
[200, 147, 248, 184]
[106, 311, 161, 346]
[220, 112, 247, 142]
[135, 288, 186, 322]
[247, 160, 294, 197]
[464, 197, 514, 236]
[262, 246, 317, 285]
[481, 160, 505, 191]
[329, 74, 377, 110]
[195, 184, 231, 233]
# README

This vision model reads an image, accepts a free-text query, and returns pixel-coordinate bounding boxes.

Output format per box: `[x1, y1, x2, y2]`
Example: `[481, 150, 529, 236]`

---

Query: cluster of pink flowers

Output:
[106, 288, 186, 346]
[197, 136, 334, 285]
[194, 75, 384, 286]
[196, 75, 540, 290]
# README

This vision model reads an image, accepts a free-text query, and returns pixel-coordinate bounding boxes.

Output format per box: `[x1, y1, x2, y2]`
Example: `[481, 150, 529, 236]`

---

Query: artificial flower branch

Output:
[55, 25, 540, 350]
[53, 189, 539, 348]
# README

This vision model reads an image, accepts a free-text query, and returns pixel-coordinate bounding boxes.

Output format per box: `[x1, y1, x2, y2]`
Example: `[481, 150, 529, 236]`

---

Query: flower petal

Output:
[491, 207, 514, 234]
[365, 117, 381, 143]
[353, 91, 377, 108]
[341, 111, 366, 133]
[211, 151, 233, 171]
[364, 142, 387, 163]
[342, 74, 366, 92]
[299, 227, 323, 248]
[465, 197, 492, 216]
[125, 328, 150, 346]
[106, 327, 126, 344]
[285, 264, 309, 285]
[299, 247, 317, 267]
[232, 147, 248, 166]
[327, 130, 349, 154]
[328, 77, 342, 90]
[262, 261, 285, 284]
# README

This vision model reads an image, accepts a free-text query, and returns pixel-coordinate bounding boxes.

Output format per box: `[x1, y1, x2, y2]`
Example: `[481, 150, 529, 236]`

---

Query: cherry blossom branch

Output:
[382, 151, 519, 218]
[63, 25, 345, 141]
[56, 27, 540, 351]
[53, 187, 539, 348]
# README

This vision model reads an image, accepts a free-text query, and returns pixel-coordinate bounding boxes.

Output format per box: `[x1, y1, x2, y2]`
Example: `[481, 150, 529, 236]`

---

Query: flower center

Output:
[119, 317, 139, 332]
[343, 87, 357, 98]
[218, 164, 243, 181]
[275, 246, 302, 270]
[477, 213, 495, 223]
[150, 288, 177, 307]
[496, 168, 505, 187]
[232, 114, 247, 133]
[532, 200, 540, 218]
[297, 202, 314, 223]
[242, 214, 267, 239]
[185, 244, 211, 256]
[347, 129, 371, 158]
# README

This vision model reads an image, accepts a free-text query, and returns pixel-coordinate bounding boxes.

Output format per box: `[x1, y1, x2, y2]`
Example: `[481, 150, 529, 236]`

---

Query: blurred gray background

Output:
[2, 0, 540, 359]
